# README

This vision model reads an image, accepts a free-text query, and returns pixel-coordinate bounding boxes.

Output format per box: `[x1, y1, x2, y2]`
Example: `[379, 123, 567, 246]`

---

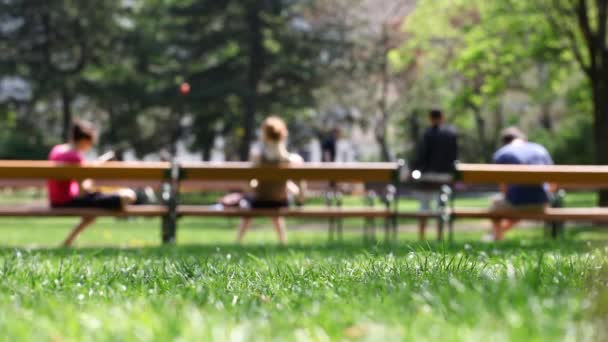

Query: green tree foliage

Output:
[165, 0, 330, 160]
[394, 0, 607, 204]
[1, 0, 336, 161]
[392, 0, 590, 161]
[1, 0, 124, 140]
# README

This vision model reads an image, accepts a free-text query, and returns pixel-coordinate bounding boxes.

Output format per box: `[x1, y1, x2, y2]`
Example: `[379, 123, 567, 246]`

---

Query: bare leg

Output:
[418, 218, 427, 240]
[237, 218, 252, 243]
[496, 219, 519, 240]
[491, 219, 502, 241]
[271, 217, 287, 245]
[62, 217, 96, 247]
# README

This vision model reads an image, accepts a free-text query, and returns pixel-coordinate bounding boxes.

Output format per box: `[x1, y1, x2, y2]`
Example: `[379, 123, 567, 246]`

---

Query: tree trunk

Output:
[472, 107, 491, 162]
[592, 78, 608, 206]
[538, 63, 553, 130]
[540, 103, 553, 131]
[169, 111, 181, 158]
[61, 86, 72, 141]
[202, 144, 212, 162]
[375, 126, 392, 162]
[239, 4, 264, 161]
[409, 111, 420, 152]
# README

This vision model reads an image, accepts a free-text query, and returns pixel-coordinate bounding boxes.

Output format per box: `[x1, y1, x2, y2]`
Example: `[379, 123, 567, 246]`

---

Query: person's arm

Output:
[493, 150, 514, 197]
[81, 151, 116, 192]
[544, 148, 557, 193]
[288, 153, 305, 203]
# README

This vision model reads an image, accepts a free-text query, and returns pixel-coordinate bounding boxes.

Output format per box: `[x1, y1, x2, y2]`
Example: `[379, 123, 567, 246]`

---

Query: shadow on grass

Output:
[0, 238, 604, 259]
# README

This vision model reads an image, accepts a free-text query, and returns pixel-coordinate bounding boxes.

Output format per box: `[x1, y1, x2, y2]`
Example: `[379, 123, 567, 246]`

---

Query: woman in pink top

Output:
[49, 120, 136, 246]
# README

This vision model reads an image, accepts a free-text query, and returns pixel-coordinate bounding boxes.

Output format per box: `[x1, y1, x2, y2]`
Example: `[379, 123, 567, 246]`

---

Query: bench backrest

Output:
[180, 162, 398, 182]
[0, 161, 170, 180]
[1, 160, 607, 186]
[457, 164, 608, 185]
[0, 161, 398, 184]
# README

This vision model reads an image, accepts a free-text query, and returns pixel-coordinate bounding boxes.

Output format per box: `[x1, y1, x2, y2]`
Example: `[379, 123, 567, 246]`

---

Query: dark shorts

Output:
[249, 199, 288, 209]
[52, 192, 123, 210]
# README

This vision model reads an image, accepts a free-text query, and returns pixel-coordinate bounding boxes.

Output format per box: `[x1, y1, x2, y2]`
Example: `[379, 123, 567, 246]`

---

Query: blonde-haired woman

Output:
[237, 116, 303, 244]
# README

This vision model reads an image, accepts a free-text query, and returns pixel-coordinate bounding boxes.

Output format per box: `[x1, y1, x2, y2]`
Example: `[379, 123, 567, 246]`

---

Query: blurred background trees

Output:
[1, 0, 606, 195]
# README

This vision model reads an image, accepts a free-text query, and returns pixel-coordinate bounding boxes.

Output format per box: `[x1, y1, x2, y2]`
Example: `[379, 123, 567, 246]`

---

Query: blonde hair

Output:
[262, 116, 288, 142]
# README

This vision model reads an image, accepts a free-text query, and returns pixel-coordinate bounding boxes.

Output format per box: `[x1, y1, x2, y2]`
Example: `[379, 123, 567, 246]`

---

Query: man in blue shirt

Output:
[490, 127, 555, 240]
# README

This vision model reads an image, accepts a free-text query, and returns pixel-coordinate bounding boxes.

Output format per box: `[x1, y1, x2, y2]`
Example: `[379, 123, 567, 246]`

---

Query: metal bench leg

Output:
[437, 198, 445, 242]
[162, 213, 177, 244]
[448, 217, 455, 243]
[551, 221, 565, 239]
[384, 217, 391, 244]
[161, 181, 174, 244]
[161, 161, 180, 245]
[549, 189, 566, 239]
[384, 185, 396, 243]
[392, 215, 398, 241]
[336, 191, 344, 241]
[364, 190, 376, 243]
[437, 185, 453, 242]
[326, 190, 335, 242]
[437, 218, 445, 241]
[448, 188, 455, 243]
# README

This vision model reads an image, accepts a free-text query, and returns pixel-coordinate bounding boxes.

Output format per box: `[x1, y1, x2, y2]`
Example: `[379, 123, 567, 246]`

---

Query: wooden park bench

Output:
[441, 164, 608, 241]
[174, 162, 402, 241]
[0, 160, 173, 239]
[1, 160, 606, 244]
[0, 160, 407, 244]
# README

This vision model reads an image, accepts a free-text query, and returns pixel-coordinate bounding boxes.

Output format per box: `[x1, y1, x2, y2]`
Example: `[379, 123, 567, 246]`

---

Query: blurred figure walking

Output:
[411, 109, 459, 240]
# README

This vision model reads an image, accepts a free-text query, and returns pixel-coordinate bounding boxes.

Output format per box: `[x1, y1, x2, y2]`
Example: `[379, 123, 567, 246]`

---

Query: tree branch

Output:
[576, 0, 598, 71]
[542, 0, 592, 74]
[597, 0, 607, 52]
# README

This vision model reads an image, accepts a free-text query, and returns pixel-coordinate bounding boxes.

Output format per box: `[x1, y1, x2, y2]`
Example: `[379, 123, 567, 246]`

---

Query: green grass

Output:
[0, 191, 605, 340]
[0, 216, 606, 341]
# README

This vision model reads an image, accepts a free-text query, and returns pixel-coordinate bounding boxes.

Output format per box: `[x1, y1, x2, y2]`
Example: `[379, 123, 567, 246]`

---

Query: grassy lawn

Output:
[0, 215, 605, 341]
[0, 191, 605, 340]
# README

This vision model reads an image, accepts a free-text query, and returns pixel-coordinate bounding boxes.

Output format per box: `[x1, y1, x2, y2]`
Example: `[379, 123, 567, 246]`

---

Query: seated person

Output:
[236, 116, 303, 245]
[489, 127, 555, 241]
[48, 120, 137, 246]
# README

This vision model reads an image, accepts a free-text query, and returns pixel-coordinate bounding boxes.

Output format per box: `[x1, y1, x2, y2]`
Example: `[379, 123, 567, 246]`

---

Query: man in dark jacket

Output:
[411, 109, 459, 240]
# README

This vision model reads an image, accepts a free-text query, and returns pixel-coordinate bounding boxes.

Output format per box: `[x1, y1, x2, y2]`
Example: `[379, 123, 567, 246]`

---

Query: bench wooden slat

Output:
[0, 161, 169, 180]
[181, 162, 397, 182]
[457, 164, 608, 185]
[177, 205, 394, 218]
[0, 205, 167, 217]
[452, 208, 608, 221]
[396, 211, 442, 219]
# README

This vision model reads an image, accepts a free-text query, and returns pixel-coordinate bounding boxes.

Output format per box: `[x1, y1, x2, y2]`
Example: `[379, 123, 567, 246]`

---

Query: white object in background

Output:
[210, 135, 226, 162]
[336, 139, 355, 162]
[308, 138, 322, 162]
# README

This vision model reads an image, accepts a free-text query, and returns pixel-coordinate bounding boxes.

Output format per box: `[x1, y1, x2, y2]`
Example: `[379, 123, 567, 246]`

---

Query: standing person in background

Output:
[48, 120, 137, 246]
[236, 116, 303, 245]
[321, 128, 340, 162]
[489, 127, 555, 241]
[411, 109, 459, 240]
